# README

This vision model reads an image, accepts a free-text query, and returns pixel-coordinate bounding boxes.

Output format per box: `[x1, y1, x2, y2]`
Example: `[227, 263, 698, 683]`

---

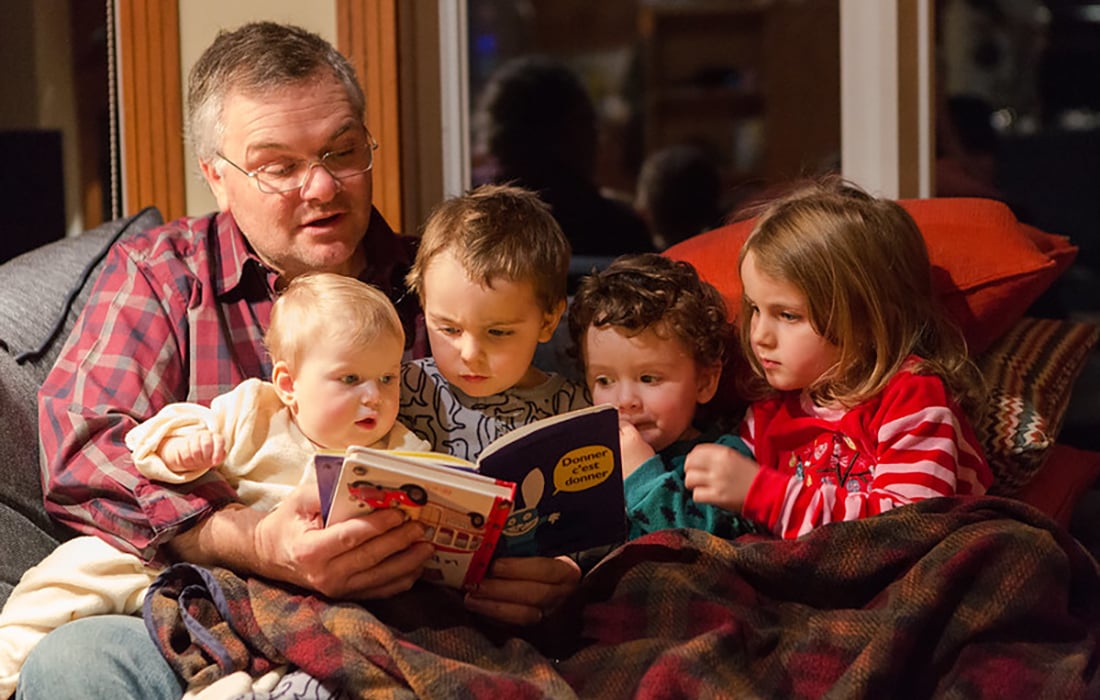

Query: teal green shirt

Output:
[624, 430, 757, 540]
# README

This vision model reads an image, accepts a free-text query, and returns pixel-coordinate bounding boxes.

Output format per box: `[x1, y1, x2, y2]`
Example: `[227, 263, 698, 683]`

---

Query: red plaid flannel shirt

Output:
[38, 208, 421, 563]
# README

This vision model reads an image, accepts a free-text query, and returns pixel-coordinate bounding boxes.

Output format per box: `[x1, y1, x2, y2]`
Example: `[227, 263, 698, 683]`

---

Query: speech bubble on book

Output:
[553, 445, 615, 494]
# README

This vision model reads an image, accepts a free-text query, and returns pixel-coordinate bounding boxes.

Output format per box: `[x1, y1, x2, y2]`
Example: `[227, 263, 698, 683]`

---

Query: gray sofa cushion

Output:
[0, 207, 163, 607]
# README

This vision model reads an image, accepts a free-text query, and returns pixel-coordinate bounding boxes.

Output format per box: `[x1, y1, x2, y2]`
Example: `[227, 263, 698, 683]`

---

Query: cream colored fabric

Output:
[184, 668, 287, 700]
[0, 378, 429, 698]
[126, 377, 429, 510]
[0, 537, 157, 699]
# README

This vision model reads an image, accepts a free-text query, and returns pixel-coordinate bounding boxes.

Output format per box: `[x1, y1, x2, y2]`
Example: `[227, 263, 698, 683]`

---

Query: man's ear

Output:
[538, 299, 568, 343]
[696, 362, 722, 405]
[271, 360, 297, 411]
[199, 158, 232, 212]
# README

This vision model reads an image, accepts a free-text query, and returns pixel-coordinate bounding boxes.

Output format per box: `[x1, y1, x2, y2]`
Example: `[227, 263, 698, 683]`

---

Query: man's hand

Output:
[168, 482, 435, 600]
[160, 431, 226, 474]
[463, 555, 581, 626]
[683, 443, 759, 512]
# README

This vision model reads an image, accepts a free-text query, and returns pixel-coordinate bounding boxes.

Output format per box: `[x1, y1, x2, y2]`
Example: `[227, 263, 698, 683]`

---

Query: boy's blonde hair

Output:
[406, 184, 571, 313]
[737, 177, 984, 411]
[265, 272, 404, 370]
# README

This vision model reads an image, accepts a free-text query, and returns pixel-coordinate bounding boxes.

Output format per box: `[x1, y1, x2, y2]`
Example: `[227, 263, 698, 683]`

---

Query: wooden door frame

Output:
[839, 0, 934, 198]
[337, 0, 403, 228]
[116, 0, 186, 220]
[116, 0, 403, 225]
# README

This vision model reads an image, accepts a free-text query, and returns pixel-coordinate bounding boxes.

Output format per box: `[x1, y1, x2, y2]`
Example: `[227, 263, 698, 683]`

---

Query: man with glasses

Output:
[21, 21, 579, 699]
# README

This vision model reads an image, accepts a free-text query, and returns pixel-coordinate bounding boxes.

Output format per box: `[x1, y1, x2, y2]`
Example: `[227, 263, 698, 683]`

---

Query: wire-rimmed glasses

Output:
[217, 133, 379, 194]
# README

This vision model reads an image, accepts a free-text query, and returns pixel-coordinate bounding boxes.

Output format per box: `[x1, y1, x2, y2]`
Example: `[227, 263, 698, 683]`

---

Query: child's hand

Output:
[684, 444, 759, 512]
[618, 421, 655, 479]
[160, 431, 226, 474]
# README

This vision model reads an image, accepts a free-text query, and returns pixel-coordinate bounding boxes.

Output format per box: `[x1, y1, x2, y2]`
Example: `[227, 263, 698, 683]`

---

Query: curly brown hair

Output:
[568, 253, 732, 372]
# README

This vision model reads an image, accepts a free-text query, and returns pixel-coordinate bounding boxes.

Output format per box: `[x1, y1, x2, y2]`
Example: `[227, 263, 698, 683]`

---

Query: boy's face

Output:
[584, 324, 719, 453]
[421, 250, 563, 397]
[273, 330, 404, 450]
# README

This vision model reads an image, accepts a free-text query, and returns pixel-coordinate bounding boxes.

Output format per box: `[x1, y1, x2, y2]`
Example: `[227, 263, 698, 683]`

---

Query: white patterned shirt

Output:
[398, 358, 591, 462]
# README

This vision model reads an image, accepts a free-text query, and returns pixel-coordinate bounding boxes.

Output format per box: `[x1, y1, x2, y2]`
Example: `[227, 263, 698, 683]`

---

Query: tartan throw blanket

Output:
[144, 496, 1100, 699]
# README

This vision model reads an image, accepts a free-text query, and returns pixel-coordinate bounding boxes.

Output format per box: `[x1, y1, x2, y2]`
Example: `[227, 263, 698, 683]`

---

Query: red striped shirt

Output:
[740, 361, 992, 538]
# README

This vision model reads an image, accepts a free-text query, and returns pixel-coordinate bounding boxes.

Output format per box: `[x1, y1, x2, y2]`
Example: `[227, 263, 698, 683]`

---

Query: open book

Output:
[315, 403, 626, 590]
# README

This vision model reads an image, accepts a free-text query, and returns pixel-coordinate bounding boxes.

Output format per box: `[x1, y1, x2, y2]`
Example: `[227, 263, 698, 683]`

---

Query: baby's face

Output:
[286, 330, 404, 450]
[584, 324, 718, 453]
[420, 250, 561, 397]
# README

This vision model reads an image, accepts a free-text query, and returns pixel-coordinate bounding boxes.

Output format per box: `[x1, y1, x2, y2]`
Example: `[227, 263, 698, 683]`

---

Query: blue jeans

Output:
[17, 615, 183, 700]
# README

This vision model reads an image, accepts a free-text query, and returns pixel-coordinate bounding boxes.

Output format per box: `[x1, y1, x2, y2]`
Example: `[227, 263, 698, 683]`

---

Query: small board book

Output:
[315, 403, 626, 589]
[475, 403, 625, 559]
[316, 446, 515, 590]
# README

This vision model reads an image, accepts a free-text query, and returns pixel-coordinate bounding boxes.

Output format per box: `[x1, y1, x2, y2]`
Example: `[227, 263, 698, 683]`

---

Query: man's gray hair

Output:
[186, 21, 365, 163]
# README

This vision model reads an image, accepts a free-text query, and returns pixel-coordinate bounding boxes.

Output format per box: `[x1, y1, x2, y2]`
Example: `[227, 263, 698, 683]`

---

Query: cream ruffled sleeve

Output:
[125, 377, 279, 483]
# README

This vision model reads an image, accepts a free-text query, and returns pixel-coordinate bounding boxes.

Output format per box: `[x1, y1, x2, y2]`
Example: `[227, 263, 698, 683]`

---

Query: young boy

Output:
[0, 273, 429, 697]
[399, 184, 591, 461]
[568, 253, 756, 540]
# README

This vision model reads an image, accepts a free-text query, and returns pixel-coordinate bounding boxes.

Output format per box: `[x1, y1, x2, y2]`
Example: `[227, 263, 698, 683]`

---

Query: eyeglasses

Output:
[217, 134, 379, 194]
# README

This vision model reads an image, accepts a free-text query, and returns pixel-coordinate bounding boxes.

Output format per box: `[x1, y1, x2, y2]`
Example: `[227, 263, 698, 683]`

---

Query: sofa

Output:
[0, 207, 163, 608]
[3, 201, 1100, 697]
[1, 200, 1099, 559]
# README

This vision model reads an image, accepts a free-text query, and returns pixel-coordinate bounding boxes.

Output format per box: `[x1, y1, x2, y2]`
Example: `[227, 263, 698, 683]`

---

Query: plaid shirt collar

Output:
[209, 207, 412, 300]
[211, 211, 269, 298]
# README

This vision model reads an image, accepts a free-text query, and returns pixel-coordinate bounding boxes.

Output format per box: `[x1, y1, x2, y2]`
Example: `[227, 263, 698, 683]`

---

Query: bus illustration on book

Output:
[315, 447, 515, 589]
[416, 500, 502, 586]
[315, 405, 626, 588]
[346, 478, 428, 511]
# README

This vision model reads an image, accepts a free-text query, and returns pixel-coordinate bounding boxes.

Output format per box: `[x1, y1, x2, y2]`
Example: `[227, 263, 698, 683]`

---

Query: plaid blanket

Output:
[144, 496, 1100, 699]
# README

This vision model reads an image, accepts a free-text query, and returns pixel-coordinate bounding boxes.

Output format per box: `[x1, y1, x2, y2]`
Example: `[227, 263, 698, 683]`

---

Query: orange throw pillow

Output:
[664, 197, 1075, 355]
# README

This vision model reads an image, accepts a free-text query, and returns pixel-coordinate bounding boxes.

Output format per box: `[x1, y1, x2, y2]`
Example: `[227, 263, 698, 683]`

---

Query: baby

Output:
[0, 273, 427, 697]
[127, 272, 428, 507]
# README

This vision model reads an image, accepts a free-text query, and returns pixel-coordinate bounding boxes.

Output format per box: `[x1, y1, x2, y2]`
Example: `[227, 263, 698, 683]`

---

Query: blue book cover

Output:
[475, 403, 626, 558]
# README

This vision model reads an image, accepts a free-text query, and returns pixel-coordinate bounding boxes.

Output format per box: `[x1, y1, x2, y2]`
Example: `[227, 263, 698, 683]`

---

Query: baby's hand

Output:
[684, 444, 759, 512]
[160, 431, 226, 474]
[619, 421, 655, 479]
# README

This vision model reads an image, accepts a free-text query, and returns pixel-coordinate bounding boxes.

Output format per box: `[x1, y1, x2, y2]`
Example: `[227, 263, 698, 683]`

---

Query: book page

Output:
[318, 447, 516, 589]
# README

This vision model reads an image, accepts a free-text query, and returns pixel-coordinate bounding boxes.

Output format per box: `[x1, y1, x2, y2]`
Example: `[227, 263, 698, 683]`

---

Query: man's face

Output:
[201, 75, 374, 280]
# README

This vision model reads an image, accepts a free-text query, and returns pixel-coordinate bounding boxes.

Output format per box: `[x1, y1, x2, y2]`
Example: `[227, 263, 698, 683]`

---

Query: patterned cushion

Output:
[974, 317, 1100, 496]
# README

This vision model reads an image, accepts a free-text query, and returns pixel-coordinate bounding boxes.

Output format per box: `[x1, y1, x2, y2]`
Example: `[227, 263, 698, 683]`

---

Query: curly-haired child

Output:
[569, 253, 757, 540]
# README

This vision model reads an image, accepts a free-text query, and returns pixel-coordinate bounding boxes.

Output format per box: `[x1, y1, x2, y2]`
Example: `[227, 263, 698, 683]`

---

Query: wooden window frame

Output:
[116, 0, 402, 226]
[116, 0, 186, 220]
[338, 0, 403, 228]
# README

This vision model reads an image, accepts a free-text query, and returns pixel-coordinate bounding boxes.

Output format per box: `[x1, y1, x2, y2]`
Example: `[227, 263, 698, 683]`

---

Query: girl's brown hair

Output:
[737, 177, 985, 412]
